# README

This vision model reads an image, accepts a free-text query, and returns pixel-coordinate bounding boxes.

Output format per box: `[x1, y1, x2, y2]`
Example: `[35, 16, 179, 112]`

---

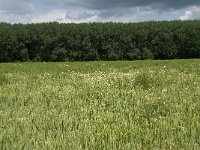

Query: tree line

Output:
[0, 20, 200, 62]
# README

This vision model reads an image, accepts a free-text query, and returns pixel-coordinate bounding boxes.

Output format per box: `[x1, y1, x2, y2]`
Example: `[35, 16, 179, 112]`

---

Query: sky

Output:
[0, 0, 200, 23]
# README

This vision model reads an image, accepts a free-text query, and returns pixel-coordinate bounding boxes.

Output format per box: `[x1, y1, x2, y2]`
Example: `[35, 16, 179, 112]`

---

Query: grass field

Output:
[0, 59, 200, 149]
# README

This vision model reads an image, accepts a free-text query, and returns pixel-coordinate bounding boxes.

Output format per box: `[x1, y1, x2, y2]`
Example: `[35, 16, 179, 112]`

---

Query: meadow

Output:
[0, 59, 200, 149]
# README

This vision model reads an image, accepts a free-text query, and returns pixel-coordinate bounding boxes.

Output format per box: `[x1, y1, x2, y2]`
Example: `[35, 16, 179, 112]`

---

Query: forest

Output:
[0, 20, 200, 62]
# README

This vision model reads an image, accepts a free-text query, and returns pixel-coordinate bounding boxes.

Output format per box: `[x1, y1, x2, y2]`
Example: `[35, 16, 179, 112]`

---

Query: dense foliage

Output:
[0, 20, 200, 62]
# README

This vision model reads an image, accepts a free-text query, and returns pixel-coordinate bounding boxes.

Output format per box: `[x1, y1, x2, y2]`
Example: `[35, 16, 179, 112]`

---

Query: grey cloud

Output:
[180, 6, 200, 20]
[64, 8, 134, 21]
[65, 10, 96, 20]
[1, 0, 200, 23]
[62, 0, 200, 10]
[97, 8, 132, 18]
[39, 0, 200, 22]
[0, 0, 34, 14]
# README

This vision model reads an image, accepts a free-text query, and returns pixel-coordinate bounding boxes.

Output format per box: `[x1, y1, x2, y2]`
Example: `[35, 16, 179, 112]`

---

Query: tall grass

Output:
[0, 59, 200, 149]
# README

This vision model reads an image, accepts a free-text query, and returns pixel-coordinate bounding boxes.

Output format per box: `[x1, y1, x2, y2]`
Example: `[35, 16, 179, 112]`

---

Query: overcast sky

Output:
[0, 0, 200, 23]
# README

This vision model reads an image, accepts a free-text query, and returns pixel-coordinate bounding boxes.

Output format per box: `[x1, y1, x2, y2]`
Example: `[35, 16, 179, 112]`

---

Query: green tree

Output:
[51, 47, 68, 62]
[19, 48, 29, 62]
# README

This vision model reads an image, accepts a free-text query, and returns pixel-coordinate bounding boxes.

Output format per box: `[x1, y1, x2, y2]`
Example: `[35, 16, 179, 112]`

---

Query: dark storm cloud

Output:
[63, 0, 200, 10]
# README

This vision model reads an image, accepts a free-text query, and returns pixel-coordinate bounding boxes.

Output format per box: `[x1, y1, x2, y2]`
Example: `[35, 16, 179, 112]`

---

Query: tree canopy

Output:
[0, 21, 200, 62]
